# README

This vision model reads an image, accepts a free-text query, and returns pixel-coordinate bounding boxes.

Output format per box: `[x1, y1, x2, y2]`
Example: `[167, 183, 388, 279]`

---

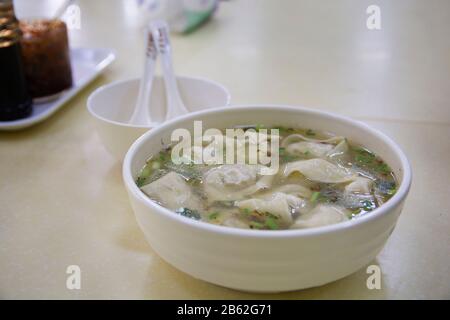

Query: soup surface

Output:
[136, 126, 397, 230]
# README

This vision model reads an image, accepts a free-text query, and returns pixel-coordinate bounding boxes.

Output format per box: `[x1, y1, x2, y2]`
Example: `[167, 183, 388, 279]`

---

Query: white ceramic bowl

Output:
[122, 105, 412, 292]
[87, 76, 230, 160]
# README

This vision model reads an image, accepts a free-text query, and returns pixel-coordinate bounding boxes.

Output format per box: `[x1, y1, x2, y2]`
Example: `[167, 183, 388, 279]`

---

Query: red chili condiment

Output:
[20, 19, 73, 99]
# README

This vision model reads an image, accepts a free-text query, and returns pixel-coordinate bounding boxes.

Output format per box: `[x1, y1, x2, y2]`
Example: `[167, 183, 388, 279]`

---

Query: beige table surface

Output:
[1, 0, 449, 299]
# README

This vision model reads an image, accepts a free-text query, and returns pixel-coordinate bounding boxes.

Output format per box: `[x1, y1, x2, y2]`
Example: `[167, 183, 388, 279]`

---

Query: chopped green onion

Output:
[159, 152, 170, 162]
[354, 148, 375, 163]
[136, 177, 145, 187]
[387, 187, 397, 196]
[306, 129, 316, 136]
[361, 200, 374, 211]
[208, 212, 220, 220]
[265, 217, 279, 230]
[136, 164, 153, 187]
[175, 207, 201, 220]
[355, 154, 371, 164]
[310, 191, 321, 203]
[376, 163, 391, 174]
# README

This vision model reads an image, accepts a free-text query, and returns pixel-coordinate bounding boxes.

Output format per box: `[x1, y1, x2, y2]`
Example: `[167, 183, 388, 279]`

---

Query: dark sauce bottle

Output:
[0, 0, 32, 121]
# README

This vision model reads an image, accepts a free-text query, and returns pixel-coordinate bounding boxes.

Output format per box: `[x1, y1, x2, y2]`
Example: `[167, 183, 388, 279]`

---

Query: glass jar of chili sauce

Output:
[19, 19, 73, 100]
[0, 0, 32, 121]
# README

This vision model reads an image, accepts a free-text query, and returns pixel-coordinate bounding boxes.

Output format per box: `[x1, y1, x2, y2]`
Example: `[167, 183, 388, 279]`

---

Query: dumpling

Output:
[140, 172, 202, 211]
[283, 159, 357, 183]
[282, 134, 349, 159]
[281, 133, 345, 148]
[291, 204, 349, 229]
[345, 177, 373, 194]
[258, 184, 312, 199]
[235, 192, 304, 224]
[326, 139, 349, 158]
[210, 164, 257, 186]
[186, 129, 280, 165]
[203, 164, 274, 202]
[286, 141, 334, 158]
[186, 133, 226, 165]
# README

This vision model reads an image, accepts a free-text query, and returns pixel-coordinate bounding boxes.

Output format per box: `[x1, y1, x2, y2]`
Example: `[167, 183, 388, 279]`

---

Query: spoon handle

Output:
[152, 21, 189, 121]
[130, 27, 158, 125]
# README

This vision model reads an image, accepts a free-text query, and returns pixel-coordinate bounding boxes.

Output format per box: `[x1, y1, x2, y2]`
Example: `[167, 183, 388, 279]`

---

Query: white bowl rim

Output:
[86, 75, 231, 129]
[123, 104, 412, 238]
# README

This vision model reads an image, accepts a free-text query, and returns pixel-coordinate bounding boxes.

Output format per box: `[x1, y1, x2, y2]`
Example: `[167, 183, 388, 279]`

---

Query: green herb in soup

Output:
[136, 127, 397, 230]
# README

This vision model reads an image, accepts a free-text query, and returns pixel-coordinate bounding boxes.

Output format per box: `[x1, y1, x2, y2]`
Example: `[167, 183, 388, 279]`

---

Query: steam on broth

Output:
[136, 126, 397, 230]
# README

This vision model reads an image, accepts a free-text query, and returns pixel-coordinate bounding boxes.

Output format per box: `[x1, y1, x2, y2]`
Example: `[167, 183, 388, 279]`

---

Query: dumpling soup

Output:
[136, 125, 397, 230]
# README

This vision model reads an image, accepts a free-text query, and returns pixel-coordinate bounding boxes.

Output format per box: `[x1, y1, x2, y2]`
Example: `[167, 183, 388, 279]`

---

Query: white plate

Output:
[0, 47, 115, 131]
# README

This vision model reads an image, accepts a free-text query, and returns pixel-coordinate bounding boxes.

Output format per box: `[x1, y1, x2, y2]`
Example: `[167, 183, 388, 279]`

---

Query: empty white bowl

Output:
[122, 105, 412, 292]
[87, 76, 230, 160]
